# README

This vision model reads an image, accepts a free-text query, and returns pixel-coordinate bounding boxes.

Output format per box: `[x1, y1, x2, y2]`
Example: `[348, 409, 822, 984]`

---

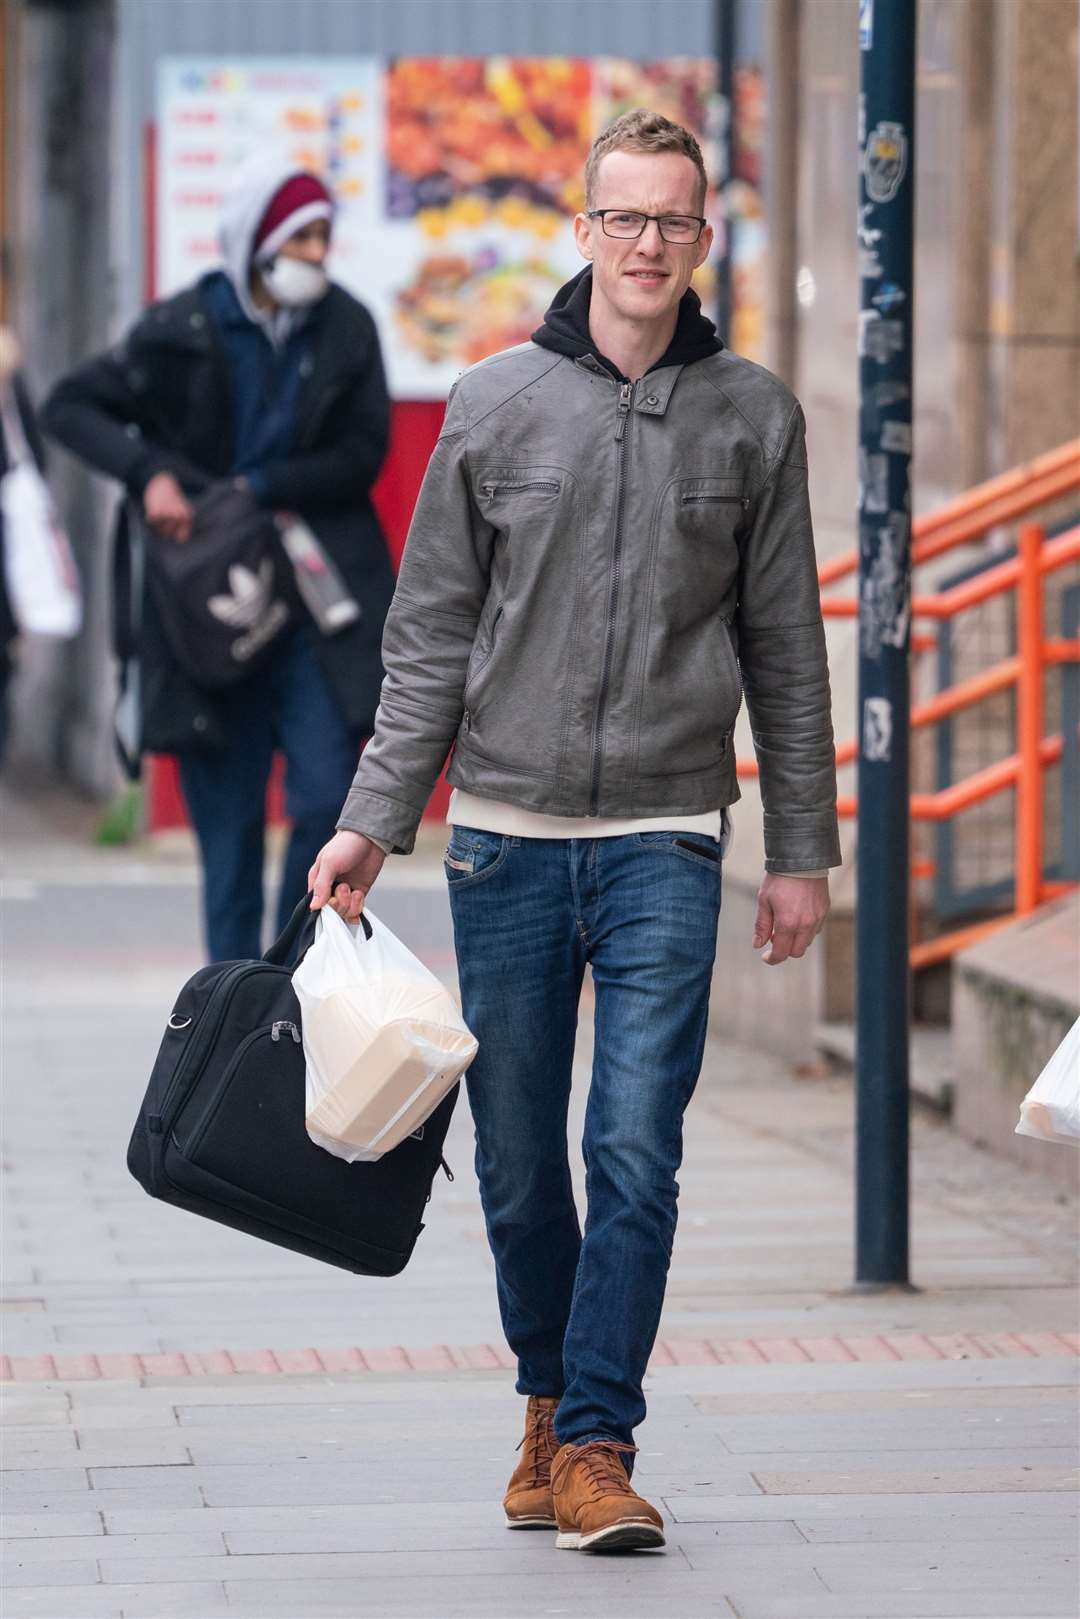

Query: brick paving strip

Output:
[3, 1329, 1076, 1382]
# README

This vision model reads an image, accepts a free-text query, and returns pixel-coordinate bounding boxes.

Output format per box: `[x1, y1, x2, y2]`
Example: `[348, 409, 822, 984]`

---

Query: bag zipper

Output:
[589, 380, 633, 814]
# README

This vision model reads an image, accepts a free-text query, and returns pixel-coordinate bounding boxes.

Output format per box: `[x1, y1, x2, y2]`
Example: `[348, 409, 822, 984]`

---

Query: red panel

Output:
[371, 400, 446, 565]
[147, 400, 449, 833]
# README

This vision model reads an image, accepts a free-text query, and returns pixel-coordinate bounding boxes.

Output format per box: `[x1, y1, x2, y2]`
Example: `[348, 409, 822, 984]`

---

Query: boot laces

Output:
[515, 1400, 557, 1487]
[551, 1439, 639, 1501]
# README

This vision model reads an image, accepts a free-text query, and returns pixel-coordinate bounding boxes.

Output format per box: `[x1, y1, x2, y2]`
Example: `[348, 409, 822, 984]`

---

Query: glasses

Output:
[586, 209, 707, 244]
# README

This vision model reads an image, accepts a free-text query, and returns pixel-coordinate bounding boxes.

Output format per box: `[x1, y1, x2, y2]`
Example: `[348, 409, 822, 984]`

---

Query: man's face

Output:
[574, 149, 713, 325]
[279, 219, 331, 264]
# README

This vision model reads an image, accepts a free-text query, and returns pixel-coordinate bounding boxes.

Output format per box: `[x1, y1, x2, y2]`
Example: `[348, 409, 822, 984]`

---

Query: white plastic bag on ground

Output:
[294, 905, 478, 1163]
[1015, 1018, 1080, 1145]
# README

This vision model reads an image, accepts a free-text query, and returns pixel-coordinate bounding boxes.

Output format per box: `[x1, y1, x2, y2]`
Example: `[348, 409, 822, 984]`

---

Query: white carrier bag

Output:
[0, 378, 81, 638]
[294, 904, 478, 1163]
[1015, 1017, 1080, 1146]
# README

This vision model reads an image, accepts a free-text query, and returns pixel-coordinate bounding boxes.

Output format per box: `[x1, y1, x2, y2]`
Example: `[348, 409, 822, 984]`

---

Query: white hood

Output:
[218, 158, 334, 326]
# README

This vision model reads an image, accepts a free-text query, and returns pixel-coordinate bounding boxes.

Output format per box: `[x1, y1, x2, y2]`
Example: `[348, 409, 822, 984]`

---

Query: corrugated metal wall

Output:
[114, 0, 719, 325]
[123, 0, 716, 78]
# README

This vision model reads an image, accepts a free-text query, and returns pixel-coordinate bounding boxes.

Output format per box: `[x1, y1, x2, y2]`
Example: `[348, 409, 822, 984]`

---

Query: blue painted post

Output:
[855, 0, 916, 1286]
[714, 0, 736, 341]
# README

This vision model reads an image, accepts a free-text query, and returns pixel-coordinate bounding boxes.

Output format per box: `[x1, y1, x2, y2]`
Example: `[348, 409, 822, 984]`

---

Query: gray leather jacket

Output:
[338, 342, 841, 873]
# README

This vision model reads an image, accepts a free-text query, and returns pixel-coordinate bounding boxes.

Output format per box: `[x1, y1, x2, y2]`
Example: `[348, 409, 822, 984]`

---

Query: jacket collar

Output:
[570, 350, 685, 417]
[532, 265, 723, 382]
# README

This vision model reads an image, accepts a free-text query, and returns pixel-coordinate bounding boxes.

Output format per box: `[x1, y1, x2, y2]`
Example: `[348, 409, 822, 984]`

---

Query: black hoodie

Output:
[532, 265, 723, 380]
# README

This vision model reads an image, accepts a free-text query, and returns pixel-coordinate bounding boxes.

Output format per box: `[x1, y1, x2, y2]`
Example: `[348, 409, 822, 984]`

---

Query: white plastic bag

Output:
[0, 383, 81, 638]
[1015, 1018, 1080, 1145]
[294, 905, 478, 1163]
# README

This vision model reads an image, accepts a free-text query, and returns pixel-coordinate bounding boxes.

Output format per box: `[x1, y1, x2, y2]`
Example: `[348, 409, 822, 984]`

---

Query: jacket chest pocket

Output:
[657, 477, 747, 628]
[674, 478, 749, 535]
[474, 469, 565, 535]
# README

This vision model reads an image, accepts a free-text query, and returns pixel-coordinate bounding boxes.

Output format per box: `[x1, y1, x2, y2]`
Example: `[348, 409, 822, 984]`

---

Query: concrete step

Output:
[815, 1021, 954, 1111]
[951, 891, 1079, 1190]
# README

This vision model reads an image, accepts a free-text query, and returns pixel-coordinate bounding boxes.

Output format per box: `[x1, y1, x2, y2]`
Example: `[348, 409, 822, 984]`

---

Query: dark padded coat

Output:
[41, 278, 395, 765]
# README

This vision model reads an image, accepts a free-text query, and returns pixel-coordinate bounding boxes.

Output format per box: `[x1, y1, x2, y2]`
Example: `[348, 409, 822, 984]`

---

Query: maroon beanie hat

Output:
[252, 173, 333, 263]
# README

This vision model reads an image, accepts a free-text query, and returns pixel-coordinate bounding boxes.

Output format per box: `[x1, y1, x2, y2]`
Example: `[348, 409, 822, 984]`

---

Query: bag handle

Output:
[264, 891, 372, 968]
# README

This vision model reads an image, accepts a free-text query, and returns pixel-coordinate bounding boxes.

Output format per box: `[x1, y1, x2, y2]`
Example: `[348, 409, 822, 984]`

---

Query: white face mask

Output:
[259, 256, 329, 308]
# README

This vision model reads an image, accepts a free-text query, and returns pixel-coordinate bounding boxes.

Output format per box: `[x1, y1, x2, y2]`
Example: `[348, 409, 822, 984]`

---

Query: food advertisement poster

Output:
[158, 57, 765, 398]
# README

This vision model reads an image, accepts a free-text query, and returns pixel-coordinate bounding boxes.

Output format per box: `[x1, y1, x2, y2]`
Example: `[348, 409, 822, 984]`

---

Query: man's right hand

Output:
[308, 830, 387, 922]
[143, 471, 194, 543]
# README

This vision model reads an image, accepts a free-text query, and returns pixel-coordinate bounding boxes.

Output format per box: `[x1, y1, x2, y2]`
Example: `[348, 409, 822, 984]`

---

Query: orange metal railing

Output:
[737, 437, 1080, 968]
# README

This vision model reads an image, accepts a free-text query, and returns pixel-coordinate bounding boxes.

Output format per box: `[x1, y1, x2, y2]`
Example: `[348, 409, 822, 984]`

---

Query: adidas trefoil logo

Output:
[208, 560, 275, 629]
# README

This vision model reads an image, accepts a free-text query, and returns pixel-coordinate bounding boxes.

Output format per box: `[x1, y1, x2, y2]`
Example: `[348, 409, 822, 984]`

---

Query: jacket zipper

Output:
[681, 492, 749, 508]
[589, 380, 634, 814]
[462, 606, 502, 734]
[479, 479, 560, 498]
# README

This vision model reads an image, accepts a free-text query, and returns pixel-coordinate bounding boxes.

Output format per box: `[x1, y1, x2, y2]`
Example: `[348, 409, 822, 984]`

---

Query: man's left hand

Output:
[752, 874, 830, 965]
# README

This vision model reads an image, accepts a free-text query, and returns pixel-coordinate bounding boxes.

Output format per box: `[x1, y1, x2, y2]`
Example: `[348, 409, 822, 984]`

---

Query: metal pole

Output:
[1015, 522, 1044, 915]
[855, 0, 917, 1286]
[714, 0, 736, 342]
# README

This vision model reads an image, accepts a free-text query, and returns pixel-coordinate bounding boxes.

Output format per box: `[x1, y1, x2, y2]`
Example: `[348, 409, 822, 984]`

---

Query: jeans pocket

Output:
[636, 830, 723, 872]
[444, 828, 509, 885]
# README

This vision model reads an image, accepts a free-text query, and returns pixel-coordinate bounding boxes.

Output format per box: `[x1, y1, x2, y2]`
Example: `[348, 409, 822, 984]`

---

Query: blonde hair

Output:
[584, 109, 708, 211]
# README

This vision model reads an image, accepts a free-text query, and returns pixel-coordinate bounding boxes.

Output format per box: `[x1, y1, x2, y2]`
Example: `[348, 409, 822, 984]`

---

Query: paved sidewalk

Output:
[2, 792, 1078, 1618]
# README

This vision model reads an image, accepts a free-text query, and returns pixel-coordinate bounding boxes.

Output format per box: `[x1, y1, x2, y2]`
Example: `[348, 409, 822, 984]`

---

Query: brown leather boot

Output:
[503, 1395, 560, 1529]
[551, 1439, 665, 1552]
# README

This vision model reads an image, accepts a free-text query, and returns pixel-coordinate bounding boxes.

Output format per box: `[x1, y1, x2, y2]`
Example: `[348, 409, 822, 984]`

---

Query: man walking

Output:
[310, 111, 840, 1552]
[43, 161, 394, 961]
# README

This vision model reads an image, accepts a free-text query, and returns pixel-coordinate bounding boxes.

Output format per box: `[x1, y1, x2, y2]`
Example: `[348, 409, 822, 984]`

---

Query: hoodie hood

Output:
[218, 158, 336, 327]
[532, 266, 723, 379]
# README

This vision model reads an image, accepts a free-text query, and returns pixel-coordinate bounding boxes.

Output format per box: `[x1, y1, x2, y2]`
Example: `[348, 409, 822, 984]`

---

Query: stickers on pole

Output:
[857, 201, 883, 280]
[865, 121, 908, 204]
[859, 0, 874, 51]
[862, 697, 892, 762]
[872, 280, 907, 314]
[859, 508, 912, 660]
[858, 309, 905, 363]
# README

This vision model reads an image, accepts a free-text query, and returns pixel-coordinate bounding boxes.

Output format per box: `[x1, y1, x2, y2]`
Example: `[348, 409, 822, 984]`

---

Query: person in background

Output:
[42, 163, 394, 960]
[0, 327, 50, 764]
[309, 110, 839, 1552]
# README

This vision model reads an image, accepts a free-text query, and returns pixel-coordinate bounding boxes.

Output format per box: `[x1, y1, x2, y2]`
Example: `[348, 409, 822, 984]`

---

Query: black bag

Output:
[142, 483, 295, 688]
[127, 896, 458, 1276]
[113, 506, 229, 778]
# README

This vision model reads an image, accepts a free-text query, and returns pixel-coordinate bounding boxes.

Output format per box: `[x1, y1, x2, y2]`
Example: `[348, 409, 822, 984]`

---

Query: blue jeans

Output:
[178, 630, 361, 962]
[446, 828, 722, 1452]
